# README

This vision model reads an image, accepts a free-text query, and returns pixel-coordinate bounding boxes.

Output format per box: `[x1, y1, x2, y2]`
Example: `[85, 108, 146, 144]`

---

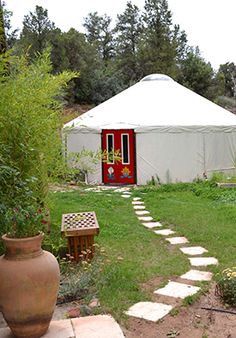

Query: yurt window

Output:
[121, 134, 130, 164]
[106, 134, 114, 163]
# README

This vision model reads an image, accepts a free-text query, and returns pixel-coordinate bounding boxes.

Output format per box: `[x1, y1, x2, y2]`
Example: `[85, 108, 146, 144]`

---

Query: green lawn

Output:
[48, 184, 236, 320]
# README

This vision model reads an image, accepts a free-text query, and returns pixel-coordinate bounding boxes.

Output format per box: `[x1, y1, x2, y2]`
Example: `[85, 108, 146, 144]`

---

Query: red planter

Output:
[0, 233, 60, 338]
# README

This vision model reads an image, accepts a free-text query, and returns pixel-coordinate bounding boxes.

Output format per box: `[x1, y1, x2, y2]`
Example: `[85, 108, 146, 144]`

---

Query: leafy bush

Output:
[0, 51, 75, 239]
[0, 51, 74, 204]
[216, 267, 236, 306]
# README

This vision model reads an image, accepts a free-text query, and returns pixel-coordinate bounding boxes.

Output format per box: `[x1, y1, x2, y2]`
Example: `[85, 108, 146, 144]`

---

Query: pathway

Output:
[126, 194, 218, 322]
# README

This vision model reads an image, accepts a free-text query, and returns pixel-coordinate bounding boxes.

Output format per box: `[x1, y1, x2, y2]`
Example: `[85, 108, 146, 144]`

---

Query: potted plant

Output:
[0, 203, 60, 338]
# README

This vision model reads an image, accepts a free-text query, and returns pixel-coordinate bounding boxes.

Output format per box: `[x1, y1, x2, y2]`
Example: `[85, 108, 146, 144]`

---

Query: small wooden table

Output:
[61, 212, 99, 262]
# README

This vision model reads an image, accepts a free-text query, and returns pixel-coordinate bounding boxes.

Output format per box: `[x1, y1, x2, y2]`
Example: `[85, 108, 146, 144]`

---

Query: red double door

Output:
[102, 129, 136, 185]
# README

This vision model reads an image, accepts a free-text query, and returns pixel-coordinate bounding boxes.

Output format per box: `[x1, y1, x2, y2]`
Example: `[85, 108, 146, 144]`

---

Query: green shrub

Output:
[216, 267, 236, 306]
[0, 50, 75, 239]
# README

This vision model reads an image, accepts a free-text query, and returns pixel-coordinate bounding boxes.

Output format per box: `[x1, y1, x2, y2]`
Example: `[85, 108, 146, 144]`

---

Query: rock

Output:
[67, 307, 80, 318]
[89, 298, 100, 308]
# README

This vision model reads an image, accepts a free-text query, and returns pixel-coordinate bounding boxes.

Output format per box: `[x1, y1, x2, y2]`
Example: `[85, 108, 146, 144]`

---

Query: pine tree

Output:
[138, 0, 177, 77]
[114, 1, 143, 84]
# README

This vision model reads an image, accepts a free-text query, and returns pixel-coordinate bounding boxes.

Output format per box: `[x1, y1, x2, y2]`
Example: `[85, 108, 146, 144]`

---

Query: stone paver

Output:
[189, 257, 218, 266]
[138, 216, 153, 222]
[135, 210, 150, 215]
[180, 269, 213, 281]
[132, 201, 144, 205]
[114, 188, 130, 193]
[72, 315, 125, 338]
[154, 281, 200, 299]
[121, 194, 130, 198]
[142, 222, 163, 228]
[0, 320, 75, 338]
[123, 191, 131, 195]
[154, 229, 175, 236]
[180, 246, 208, 256]
[125, 302, 173, 322]
[133, 205, 146, 210]
[133, 197, 141, 201]
[166, 237, 189, 245]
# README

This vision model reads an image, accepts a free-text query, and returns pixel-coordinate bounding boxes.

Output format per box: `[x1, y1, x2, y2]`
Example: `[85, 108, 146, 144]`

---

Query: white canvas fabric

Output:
[65, 74, 236, 132]
[64, 74, 236, 184]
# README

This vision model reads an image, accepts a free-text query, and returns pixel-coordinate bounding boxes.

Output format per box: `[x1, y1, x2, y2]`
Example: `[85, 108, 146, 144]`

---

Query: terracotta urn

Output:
[0, 233, 60, 338]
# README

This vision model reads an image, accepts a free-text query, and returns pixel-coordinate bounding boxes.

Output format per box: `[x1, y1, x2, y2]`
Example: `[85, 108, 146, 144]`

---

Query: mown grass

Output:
[48, 183, 236, 320]
[48, 189, 186, 319]
[140, 184, 236, 272]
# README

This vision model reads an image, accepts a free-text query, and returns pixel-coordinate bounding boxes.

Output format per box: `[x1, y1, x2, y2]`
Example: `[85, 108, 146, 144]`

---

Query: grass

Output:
[48, 189, 186, 319]
[142, 186, 236, 271]
[47, 182, 236, 320]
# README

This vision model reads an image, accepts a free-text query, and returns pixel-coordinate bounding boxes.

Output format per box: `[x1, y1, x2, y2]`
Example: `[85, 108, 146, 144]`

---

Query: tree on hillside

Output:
[114, 1, 143, 84]
[17, 5, 55, 58]
[84, 12, 114, 63]
[58, 28, 100, 103]
[178, 48, 214, 99]
[219, 62, 236, 98]
[138, 0, 177, 77]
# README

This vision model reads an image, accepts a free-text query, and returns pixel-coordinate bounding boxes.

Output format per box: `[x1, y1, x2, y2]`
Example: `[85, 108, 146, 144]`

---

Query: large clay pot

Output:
[0, 233, 60, 338]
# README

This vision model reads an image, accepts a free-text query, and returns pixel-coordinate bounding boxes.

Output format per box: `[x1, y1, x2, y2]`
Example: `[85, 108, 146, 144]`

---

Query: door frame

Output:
[101, 129, 137, 185]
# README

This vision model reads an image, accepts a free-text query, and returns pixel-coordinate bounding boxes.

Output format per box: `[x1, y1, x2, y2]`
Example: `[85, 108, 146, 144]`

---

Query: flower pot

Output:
[0, 233, 60, 338]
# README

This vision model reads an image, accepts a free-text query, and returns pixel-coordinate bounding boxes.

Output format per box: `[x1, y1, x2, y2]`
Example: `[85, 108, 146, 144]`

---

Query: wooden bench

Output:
[61, 211, 99, 262]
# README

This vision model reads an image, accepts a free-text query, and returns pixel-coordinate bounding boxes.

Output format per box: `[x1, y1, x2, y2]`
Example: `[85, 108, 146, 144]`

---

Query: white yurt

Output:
[64, 74, 236, 185]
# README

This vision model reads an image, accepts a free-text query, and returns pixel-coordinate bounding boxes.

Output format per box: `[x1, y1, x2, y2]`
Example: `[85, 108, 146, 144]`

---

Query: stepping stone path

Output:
[121, 194, 130, 198]
[135, 210, 150, 215]
[154, 281, 200, 299]
[181, 269, 213, 281]
[154, 229, 175, 236]
[126, 302, 173, 322]
[133, 205, 146, 210]
[180, 246, 208, 255]
[142, 222, 163, 228]
[138, 216, 153, 222]
[189, 257, 218, 266]
[165, 237, 189, 245]
[125, 195, 219, 324]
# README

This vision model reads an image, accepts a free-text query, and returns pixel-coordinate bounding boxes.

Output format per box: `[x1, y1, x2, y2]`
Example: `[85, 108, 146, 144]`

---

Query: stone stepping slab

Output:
[135, 210, 150, 215]
[180, 246, 208, 256]
[142, 222, 163, 229]
[180, 269, 213, 281]
[154, 281, 200, 299]
[133, 197, 141, 201]
[138, 216, 153, 222]
[189, 257, 218, 266]
[72, 315, 125, 338]
[114, 188, 130, 193]
[121, 195, 130, 198]
[122, 191, 132, 195]
[132, 201, 144, 205]
[125, 302, 173, 322]
[154, 229, 175, 236]
[166, 237, 189, 245]
[133, 205, 146, 210]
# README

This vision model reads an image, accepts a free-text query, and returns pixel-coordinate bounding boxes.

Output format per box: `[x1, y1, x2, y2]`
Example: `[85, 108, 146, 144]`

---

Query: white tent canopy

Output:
[64, 74, 236, 184]
[65, 74, 236, 133]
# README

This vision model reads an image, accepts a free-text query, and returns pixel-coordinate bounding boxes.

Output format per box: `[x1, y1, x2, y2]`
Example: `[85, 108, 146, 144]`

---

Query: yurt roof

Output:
[64, 74, 236, 133]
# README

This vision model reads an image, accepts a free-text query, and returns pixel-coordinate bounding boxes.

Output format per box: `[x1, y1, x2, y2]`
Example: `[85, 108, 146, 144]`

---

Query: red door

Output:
[102, 129, 136, 185]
